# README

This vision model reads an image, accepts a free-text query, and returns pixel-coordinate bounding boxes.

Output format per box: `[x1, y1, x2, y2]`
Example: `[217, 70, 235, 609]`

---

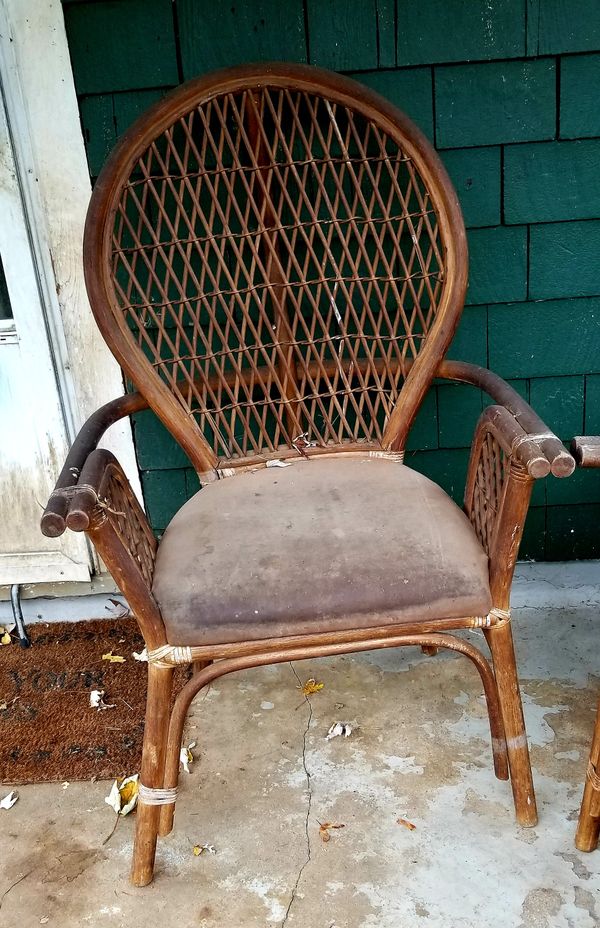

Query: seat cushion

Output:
[153, 457, 491, 646]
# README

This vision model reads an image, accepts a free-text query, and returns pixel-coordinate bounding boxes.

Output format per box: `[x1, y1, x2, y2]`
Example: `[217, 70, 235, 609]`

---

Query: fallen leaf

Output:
[0, 790, 18, 810]
[89, 689, 116, 711]
[0, 629, 11, 646]
[180, 741, 197, 774]
[193, 843, 216, 856]
[133, 648, 148, 662]
[325, 721, 352, 741]
[397, 818, 416, 831]
[102, 651, 126, 663]
[299, 678, 324, 697]
[40, 918, 49, 925]
[104, 774, 139, 815]
[266, 459, 292, 468]
[319, 821, 345, 843]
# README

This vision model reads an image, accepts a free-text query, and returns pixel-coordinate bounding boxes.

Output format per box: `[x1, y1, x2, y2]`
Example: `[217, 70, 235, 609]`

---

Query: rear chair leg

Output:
[485, 619, 537, 826]
[131, 665, 174, 887]
[158, 658, 212, 837]
[576, 698, 600, 852]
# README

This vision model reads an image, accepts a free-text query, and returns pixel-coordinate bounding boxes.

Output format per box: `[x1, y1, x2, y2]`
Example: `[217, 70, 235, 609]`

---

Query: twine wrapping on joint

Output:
[368, 450, 405, 463]
[510, 431, 555, 454]
[138, 783, 178, 806]
[49, 484, 124, 517]
[587, 760, 600, 792]
[473, 607, 510, 629]
[148, 645, 193, 668]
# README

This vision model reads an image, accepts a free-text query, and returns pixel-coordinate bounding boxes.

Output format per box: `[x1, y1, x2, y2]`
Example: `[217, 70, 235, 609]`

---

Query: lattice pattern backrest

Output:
[87, 66, 466, 469]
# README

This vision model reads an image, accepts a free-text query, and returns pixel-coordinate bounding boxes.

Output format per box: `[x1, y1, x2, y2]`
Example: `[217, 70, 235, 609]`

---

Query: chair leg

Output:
[157, 659, 212, 838]
[576, 698, 600, 852]
[131, 664, 174, 887]
[485, 619, 537, 826]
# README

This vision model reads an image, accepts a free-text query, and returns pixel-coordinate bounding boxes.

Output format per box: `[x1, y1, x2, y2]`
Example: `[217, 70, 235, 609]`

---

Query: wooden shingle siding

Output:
[63, 0, 600, 556]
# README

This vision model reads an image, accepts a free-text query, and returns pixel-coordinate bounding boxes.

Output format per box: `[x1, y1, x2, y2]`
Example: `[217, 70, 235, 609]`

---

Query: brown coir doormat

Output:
[0, 618, 188, 784]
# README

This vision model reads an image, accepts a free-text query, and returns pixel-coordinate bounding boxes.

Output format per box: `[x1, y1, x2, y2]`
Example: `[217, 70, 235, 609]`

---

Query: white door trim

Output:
[0, 0, 143, 585]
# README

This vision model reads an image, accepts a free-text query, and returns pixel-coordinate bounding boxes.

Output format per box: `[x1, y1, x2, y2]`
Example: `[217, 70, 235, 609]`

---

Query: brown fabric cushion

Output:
[153, 457, 491, 646]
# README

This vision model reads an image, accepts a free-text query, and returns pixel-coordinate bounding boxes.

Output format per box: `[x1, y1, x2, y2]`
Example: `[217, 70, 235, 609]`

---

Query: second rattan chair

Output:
[41, 63, 574, 885]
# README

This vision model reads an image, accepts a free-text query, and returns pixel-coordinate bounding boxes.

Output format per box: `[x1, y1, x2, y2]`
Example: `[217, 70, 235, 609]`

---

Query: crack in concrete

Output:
[281, 664, 314, 928]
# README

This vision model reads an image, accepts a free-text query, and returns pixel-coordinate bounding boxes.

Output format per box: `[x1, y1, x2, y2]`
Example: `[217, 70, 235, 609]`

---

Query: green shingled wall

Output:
[63, 0, 600, 559]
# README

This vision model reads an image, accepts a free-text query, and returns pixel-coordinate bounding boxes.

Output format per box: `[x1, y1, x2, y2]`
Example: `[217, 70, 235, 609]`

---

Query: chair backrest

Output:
[84, 63, 467, 475]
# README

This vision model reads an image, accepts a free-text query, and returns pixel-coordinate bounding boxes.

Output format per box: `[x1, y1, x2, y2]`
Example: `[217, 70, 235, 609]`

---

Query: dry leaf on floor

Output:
[299, 678, 324, 697]
[133, 648, 148, 662]
[40, 918, 49, 925]
[104, 774, 139, 815]
[318, 821, 345, 843]
[193, 843, 216, 856]
[325, 721, 352, 740]
[89, 689, 116, 711]
[0, 790, 18, 810]
[266, 459, 292, 468]
[180, 741, 197, 773]
[397, 818, 416, 831]
[101, 651, 126, 663]
[0, 624, 15, 646]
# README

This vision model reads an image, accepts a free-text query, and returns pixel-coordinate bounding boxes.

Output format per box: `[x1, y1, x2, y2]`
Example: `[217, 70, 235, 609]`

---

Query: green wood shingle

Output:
[489, 298, 600, 378]
[79, 95, 116, 177]
[441, 147, 501, 228]
[307, 0, 378, 71]
[537, 0, 600, 54]
[466, 226, 527, 306]
[349, 68, 433, 138]
[177, 0, 306, 77]
[560, 53, 600, 139]
[141, 469, 188, 532]
[396, 0, 525, 66]
[64, 0, 179, 94]
[504, 140, 600, 224]
[435, 59, 555, 148]
[529, 375, 584, 440]
[529, 220, 600, 300]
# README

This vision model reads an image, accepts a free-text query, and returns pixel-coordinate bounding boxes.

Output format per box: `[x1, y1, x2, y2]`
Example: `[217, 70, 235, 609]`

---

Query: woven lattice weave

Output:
[107, 76, 448, 465]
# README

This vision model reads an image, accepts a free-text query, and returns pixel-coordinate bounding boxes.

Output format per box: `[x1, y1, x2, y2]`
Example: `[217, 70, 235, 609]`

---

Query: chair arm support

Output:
[41, 392, 148, 538]
[464, 406, 537, 604]
[571, 436, 600, 468]
[437, 360, 574, 478]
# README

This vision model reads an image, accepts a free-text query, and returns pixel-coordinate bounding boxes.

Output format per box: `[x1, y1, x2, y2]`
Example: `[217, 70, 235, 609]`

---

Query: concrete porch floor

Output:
[1, 564, 600, 928]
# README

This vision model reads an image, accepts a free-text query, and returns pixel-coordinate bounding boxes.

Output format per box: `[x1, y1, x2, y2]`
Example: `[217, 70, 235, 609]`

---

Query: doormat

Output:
[0, 617, 189, 784]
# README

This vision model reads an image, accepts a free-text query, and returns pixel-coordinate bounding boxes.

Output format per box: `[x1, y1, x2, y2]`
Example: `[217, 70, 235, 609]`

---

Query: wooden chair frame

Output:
[41, 64, 574, 886]
[571, 436, 600, 853]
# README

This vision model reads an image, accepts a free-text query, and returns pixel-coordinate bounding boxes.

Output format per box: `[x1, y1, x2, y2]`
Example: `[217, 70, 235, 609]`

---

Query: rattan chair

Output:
[41, 63, 574, 886]
[571, 436, 600, 852]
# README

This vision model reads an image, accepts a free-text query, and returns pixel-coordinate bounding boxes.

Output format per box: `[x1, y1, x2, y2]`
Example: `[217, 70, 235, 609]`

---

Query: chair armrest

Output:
[437, 360, 574, 478]
[571, 436, 600, 468]
[464, 405, 541, 603]
[41, 392, 148, 537]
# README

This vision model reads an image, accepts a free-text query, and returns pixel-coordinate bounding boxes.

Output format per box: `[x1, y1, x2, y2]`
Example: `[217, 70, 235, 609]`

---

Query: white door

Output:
[0, 96, 91, 585]
[0, 0, 143, 589]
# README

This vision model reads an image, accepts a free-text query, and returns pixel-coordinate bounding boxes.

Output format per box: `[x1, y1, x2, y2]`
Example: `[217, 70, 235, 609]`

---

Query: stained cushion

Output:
[153, 457, 491, 646]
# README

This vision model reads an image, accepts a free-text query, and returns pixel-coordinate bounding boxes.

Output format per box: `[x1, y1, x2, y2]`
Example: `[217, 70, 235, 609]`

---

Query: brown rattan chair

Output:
[571, 436, 600, 853]
[41, 63, 574, 886]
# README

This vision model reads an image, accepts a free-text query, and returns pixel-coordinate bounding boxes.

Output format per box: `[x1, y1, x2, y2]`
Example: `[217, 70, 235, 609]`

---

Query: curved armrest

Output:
[41, 392, 148, 537]
[571, 436, 600, 468]
[438, 360, 574, 478]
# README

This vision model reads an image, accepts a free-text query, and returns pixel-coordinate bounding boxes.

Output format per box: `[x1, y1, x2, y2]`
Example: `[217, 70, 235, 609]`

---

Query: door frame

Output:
[0, 0, 143, 589]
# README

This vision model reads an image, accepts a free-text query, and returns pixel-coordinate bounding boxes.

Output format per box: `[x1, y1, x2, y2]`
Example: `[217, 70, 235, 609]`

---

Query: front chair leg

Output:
[485, 619, 538, 827]
[131, 664, 174, 887]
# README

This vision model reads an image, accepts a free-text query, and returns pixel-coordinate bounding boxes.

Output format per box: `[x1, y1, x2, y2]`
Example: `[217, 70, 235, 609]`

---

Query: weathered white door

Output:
[0, 98, 91, 585]
[0, 0, 143, 589]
